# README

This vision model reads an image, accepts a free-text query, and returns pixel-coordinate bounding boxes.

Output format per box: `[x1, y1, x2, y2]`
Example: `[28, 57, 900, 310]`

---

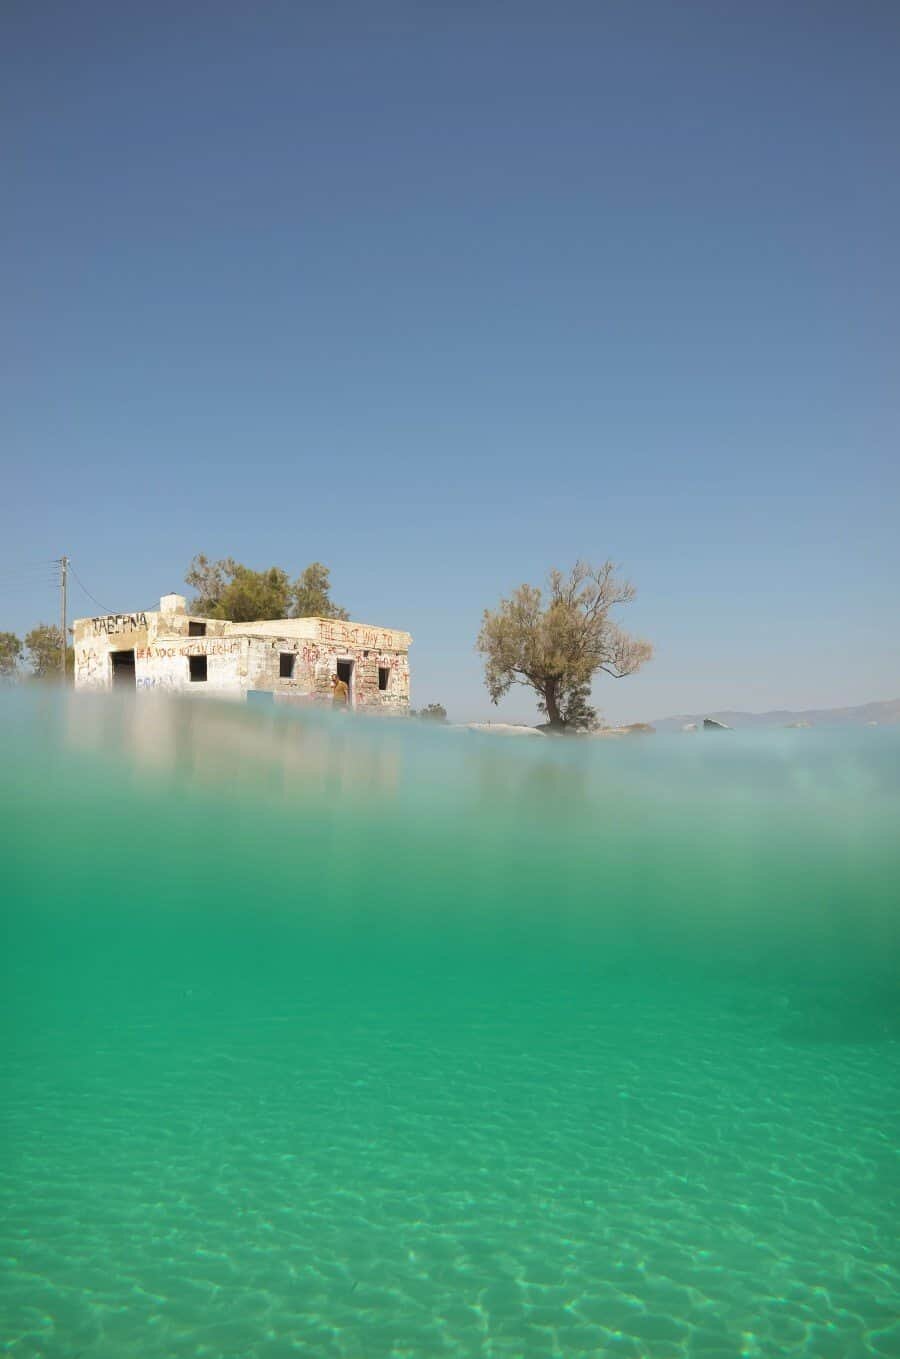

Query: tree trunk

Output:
[543, 681, 566, 732]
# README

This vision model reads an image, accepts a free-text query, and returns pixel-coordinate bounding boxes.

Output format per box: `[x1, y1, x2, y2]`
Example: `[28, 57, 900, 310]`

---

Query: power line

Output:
[0, 559, 115, 627]
[0, 591, 59, 599]
[0, 569, 63, 582]
[0, 558, 59, 567]
[0, 560, 60, 573]
[0, 581, 59, 598]
[0, 562, 61, 569]
[0, 579, 60, 590]
[68, 561, 115, 616]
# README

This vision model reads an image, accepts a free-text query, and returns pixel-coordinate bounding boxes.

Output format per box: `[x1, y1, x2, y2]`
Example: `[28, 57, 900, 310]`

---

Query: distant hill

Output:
[651, 698, 900, 733]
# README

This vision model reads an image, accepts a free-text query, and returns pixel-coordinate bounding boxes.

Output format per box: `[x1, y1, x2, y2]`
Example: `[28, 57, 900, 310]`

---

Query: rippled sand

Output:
[3, 975, 899, 1359]
[2, 698, 898, 1358]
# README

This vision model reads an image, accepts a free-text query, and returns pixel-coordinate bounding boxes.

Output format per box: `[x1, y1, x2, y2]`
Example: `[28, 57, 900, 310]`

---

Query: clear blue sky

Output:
[2, 1, 898, 723]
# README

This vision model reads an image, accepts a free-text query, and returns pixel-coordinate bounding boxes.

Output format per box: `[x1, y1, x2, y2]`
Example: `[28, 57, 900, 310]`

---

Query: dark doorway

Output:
[337, 659, 354, 704]
[111, 650, 136, 688]
[189, 655, 208, 683]
[279, 652, 295, 679]
[378, 666, 390, 692]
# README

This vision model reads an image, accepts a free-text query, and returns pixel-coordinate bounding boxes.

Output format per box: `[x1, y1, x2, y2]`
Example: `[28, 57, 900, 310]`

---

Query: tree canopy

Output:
[292, 562, 350, 620]
[24, 624, 73, 680]
[185, 555, 349, 623]
[476, 561, 652, 732]
[412, 702, 448, 722]
[0, 632, 22, 678]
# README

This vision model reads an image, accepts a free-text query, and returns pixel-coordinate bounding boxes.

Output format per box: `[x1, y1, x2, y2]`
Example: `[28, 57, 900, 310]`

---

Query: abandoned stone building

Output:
[72, 594, 411, 712]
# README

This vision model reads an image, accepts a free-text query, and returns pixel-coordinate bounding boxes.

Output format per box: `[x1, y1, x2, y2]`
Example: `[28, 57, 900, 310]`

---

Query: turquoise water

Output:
[2, 693, 899, 1359]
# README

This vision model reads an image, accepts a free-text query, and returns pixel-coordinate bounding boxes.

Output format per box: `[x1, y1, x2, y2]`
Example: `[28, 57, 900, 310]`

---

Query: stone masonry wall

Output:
[73, 605, 411, 711]
[73, 609, 240, 697]
[246, 634, 410, 711]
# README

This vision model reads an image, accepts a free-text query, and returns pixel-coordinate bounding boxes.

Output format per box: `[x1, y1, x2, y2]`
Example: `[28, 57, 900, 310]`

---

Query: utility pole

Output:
[59, 555, 69, 682]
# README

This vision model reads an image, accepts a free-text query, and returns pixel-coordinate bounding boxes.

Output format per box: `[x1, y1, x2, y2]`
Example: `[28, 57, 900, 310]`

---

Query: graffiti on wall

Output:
[75, 647, 106, 682]
[91, 613, 148, 637]
[318, 621, 406, 651]
[269, 641, 320, 664]
[135, 642, 240, 660]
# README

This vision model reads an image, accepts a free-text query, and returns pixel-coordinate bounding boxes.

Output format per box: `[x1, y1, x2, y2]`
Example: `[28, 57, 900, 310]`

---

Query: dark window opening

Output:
[111, 650, 136, 688]
[279, 652, 295, 679]
[189, 655, 208, 683]
[378, 666, 390, 692]
[189, 621, 207, 637]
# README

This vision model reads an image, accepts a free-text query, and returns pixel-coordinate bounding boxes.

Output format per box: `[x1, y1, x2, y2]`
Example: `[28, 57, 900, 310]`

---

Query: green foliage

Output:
[0, 631, 23, 678]
[412, 703, 448, 722]
[185, 555, 291, 621]
[291, 562, 349, 620]
[476, 561, 652, 732]
[185, 555, 238, 616]
[542, 680, 599, 732]
[24, 624, 73, 680]
[185, 555, 348, 623]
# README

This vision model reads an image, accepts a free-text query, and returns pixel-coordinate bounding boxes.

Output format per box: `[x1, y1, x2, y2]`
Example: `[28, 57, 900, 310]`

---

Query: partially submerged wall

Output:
[73, 606, 239, 698]
[242, 621, 410, 711]
[73, 599, 411, 711]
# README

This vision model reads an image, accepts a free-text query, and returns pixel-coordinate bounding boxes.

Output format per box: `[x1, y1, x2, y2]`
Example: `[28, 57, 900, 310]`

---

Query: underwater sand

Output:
[2, 694, 898, 1358]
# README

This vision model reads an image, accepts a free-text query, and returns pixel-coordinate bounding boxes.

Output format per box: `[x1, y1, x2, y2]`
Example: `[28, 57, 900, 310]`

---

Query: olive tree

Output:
[0, 631, 23, 679]
[412, 703, 448, 722]
[24, 624, 73, 680]
[291, 562, 349, 621]
[477, 561, 652, 732]
[185, 555, 348, 622]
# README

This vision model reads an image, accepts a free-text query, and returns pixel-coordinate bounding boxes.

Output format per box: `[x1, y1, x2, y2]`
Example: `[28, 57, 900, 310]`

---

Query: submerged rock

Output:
[703, 717, 732, 730]
[463, 723, 544, 736]
[591, 723, 656, 738]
